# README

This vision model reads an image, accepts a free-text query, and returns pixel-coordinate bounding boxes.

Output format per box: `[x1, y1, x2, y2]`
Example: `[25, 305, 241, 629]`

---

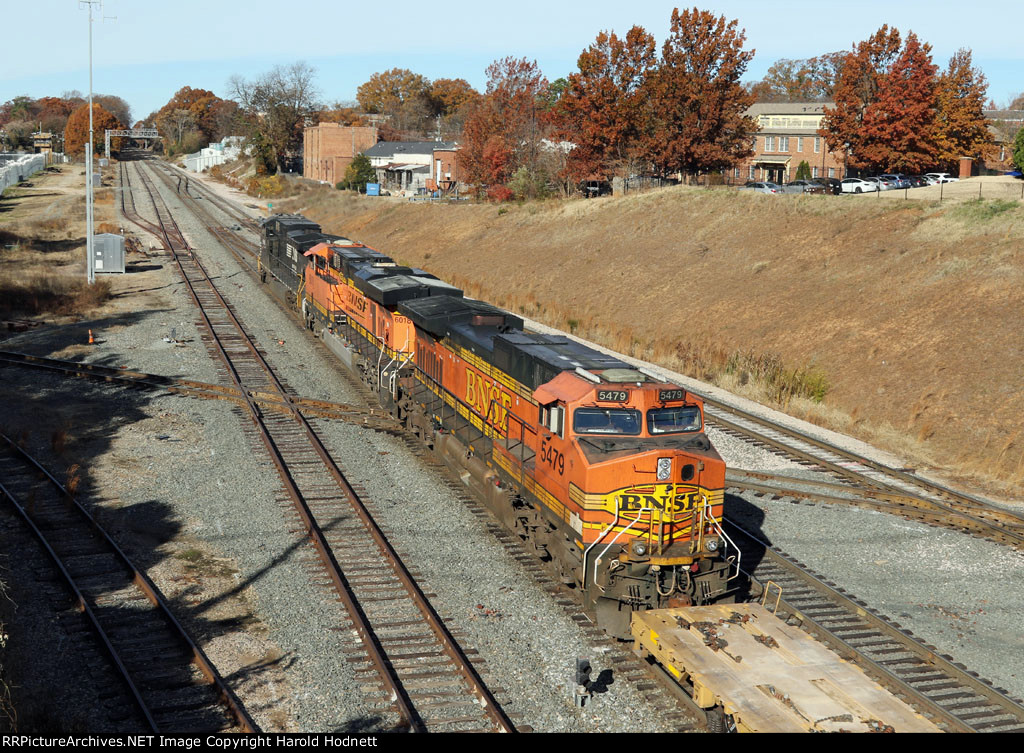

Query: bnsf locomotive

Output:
[260, 214, 739, 637]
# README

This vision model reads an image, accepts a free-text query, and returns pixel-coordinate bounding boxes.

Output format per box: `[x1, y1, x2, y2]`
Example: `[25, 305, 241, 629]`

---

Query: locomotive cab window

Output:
[573, 408, 641, 436]
[540, 404, 565, 438]
[647, 406, 702, 434]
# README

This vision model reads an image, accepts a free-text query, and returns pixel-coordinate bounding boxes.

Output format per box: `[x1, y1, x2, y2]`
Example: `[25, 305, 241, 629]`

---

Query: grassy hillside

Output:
[279, 184, 1024, 500]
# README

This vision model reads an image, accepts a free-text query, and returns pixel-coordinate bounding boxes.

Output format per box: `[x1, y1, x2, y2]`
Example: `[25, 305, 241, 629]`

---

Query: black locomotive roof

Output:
[262, 214, 321, 234]
[398, 297, 520, 353]
[354, 266, 464, 307]
[493, 332, 631, 390]
[285, 230, 332, 249]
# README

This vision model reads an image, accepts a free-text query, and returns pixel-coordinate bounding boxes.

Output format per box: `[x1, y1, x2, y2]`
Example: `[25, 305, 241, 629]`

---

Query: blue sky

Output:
[2, 1, 1021, 123]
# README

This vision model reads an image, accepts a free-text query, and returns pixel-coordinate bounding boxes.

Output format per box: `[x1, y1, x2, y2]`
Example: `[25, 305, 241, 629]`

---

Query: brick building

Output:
[427, 147, 460, 193]
[303, 123, 378, 185]
[732, 103, 846, 184]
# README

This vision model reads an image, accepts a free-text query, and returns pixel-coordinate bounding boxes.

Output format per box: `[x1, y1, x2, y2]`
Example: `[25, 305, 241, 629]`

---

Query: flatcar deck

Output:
[632, 604, 940, 733]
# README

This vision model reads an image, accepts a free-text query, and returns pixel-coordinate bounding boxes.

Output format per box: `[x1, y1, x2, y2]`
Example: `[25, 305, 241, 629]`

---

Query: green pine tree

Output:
[340, 154, 376, 192]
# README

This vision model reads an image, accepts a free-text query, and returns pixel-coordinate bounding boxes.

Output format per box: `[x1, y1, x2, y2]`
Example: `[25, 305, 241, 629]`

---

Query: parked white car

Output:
[924, 172, 959, 183]
[841, 178, 879, 194]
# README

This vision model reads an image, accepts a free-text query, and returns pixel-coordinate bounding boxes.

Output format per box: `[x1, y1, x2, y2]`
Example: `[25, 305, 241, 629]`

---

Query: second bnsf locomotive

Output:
[260, 214, 739, 637]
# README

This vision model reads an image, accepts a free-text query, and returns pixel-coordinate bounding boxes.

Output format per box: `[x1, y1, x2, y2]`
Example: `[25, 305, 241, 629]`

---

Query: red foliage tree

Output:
[823, 28, 942, 173]
[858, 32, 938, 173]
[460, 57, 549, 190]
[556, 26, 656, 183]
[644, 8, 757, 177]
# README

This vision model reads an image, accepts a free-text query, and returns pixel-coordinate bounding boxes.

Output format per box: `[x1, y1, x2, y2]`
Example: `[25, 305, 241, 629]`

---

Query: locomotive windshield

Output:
[647, 406, 702, 434]
[573, 408, 642, 435]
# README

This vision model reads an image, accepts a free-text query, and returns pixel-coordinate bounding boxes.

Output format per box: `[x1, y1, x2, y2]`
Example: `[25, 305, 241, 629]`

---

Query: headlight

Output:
[632, 540, 648, 557]
[704, 537, 720, 552]
[656, 457, 671, 481]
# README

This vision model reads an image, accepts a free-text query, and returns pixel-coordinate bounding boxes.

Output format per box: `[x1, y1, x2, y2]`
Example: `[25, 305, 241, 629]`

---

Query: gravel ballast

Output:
[4, 160, 1019, 732]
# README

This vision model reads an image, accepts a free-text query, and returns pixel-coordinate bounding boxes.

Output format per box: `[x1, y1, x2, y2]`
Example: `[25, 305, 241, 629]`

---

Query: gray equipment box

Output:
[93, 233, 126, 274]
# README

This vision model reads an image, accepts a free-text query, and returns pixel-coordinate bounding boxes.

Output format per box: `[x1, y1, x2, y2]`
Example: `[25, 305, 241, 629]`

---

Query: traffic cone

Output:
[88, 329, 94, 345]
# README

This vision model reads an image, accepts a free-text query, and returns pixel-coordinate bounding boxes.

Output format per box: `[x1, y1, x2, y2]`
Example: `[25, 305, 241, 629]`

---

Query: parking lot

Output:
[846, 175, 1024, 201]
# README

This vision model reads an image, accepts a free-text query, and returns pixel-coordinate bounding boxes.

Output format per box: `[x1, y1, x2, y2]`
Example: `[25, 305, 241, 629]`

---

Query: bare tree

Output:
[229, 62, 321, 172]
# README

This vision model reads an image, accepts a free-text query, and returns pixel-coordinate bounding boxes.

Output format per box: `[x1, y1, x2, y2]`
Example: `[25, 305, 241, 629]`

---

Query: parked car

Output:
[739, 181, 783, 194]
[785, 179, 826, 194]
[924, 172, 959, 183]
[906, 175, 928, 187]
[811, 177, 842, 195]
[879, 173, 913, 189]
[866, 176, 896, 190]
[1003, 169, 1023, 179]
[841, 178, 879, 194]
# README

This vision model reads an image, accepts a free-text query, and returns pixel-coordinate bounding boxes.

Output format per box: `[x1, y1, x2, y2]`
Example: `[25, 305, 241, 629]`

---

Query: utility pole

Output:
[80, 0, 115, 285]
[82, 0, 99, 284]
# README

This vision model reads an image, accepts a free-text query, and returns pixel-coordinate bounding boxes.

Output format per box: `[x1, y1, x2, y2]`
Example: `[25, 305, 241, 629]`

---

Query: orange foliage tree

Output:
[556, 26, 656, 183]
[356, 68, 430, 114]
[747, 53, 845, 102]
[64, 102, 124, 156]
[154, 86, 229, 145]
[933, 49, 993, 171]
[644, 8, 757, 178]
[429, 78, 478, 115]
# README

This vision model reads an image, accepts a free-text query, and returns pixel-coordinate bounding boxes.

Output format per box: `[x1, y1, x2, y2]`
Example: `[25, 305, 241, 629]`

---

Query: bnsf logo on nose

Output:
[619, 492, 700, 511]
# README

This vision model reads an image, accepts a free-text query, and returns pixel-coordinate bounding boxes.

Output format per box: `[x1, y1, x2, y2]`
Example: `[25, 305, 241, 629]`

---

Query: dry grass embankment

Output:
[0, 166, 114, 322]
[280, 183, 1024, 500]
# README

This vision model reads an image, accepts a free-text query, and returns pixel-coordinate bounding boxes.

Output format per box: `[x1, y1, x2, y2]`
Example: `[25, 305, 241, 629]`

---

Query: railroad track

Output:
[0, 433, 256, 733]
[121, 158, 517, 732]
[725, 518, 1024, 732]
[123, 157, 1024, 733]
[0, 350, 402, 433]
[702, 399, 1024, 550]
[724, 468, 1024, 551]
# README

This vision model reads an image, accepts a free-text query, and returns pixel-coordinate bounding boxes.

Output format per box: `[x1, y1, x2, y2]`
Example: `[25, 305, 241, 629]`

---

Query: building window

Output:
[814, 137, 821, 154]
[813, 166, 819, 178]
[779, 137, 789, 152]
[749, 165, 755, 180]
[734, 167, 740, 178]
[765, 136, 774, 152]
[796, 137, 803, 153]
[828, 167, 835, 178]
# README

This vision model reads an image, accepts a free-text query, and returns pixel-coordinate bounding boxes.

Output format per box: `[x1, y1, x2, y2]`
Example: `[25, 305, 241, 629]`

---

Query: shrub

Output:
[486, 185, 515, 203]
[508, 166, 551, 200]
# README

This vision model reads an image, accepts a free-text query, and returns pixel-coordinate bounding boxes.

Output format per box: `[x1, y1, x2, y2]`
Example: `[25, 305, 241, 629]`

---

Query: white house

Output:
[184, 136, 245, 173]
[364, 141, 457, 194]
